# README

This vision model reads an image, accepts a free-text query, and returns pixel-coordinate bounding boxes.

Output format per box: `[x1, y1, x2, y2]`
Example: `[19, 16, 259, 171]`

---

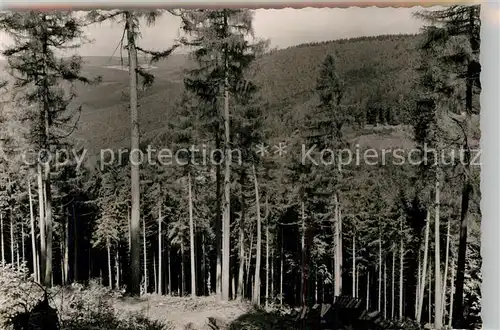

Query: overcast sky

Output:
[0, 7, 426, 57]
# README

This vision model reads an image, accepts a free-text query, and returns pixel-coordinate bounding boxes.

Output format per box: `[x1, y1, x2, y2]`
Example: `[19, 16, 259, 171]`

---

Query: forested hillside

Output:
[0, 7, 481, 330]
[71, 34, 421, 154]
[257, 35, 419, 125]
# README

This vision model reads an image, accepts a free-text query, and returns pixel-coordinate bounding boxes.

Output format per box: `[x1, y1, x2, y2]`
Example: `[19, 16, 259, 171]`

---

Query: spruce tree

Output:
[176, 8, 266, 301]
[302, 53, 351, 299]
[0, 11, 96, 287]
[87, 9, 177, 295]
[415, 6, 481, 327]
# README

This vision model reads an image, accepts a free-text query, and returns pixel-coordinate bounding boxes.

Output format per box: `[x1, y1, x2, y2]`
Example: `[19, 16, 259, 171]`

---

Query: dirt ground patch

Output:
[112, 295, 252, 330]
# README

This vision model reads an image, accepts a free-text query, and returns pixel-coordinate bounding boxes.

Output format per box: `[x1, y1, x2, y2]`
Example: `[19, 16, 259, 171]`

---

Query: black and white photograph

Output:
[0, 6, 482, 330]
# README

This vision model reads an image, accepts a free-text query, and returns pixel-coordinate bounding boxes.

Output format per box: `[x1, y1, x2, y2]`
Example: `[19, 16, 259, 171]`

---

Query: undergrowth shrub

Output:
[59, 280, 171, 330]
[228, 307, 296, 330]
[0, 264, 45, 328]
[0, 269, 170, 330]
[386, 318, 423, 330]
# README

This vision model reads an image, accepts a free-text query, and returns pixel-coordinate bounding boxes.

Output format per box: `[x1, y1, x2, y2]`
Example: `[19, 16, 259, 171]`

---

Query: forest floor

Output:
[48, 283, 295, 330]
[112, 294, 252, 329]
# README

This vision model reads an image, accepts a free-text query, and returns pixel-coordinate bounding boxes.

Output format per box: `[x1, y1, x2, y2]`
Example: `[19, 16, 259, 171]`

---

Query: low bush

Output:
[59, 280, 171, 330]
[228, 307, 296, 330]
[0, 264, 46, 329]
[0, 267, 171, 330]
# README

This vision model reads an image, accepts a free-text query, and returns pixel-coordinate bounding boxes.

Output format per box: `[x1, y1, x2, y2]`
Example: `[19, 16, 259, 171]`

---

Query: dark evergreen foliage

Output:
[0, 7, 482, 330]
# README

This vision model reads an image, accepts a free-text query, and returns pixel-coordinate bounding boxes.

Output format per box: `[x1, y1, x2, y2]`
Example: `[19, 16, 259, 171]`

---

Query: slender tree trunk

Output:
[43, 167, 54, 288]
[207, 249, 211, 295]
[315, 272, 318, 303]
[280, 227, 283, 305]
[16, 240, 20, 269]
[188, 173, 196, 297]
[153, 251, 157, 294]
[237, 223, 245, 299]
[143, 217, 147, 294]
[1, 212, 4, 266]
[392, 246, 395, 319]
[181, 239, 185, 296]
[126, 11, 141, 296]
[28, 180, 38, 281]
[429, 261, 432, 325]
[221, 10, 231, 302]
[36, 251, 40, 283]
[251, 277, 254, 301]
[37, 165, 45, 283]
[265, 197, 269, 307]
[399, 217, 404, 319]
[441, 217, 451, 325]
[352, 234, 356, 297]
[246, 229, 253, 289]
[333, 193, 341, 297]
[202, 233, 206, 296]
[107, 238, 112, 289]
[63, 214, 68, 285]
[231, 276, 235, 299]
[39, 18, 54, 288]
[10, 215, 14, 265]
[128, 207, 131, 254]
[21, 223, 25, 264]
[356, 266, 359, 298]
[215, 145, 222, 300]
[167, 243, 172, 295]
[366, 271, 370, 310]
[301, 201, 306, 304]
[338, 204, 342, 294]
[330, 250, 334, 301]
[417, 211, 431, 322]
[72, 204, 77, 282]
[449, 262, 455, 328]
[434, 170, 442, 329]
[271, 244, 274, 301]
[89, 250, 91, 282]
[237, 175, 245, 299]
[384, 259, 388, 319]
[177, 272, 181, 296]
[252, 165, 262, 305]
[453, 61, 473, 326]
[60, 240, 65, 285]
[116, 249, 120, 289]
[453, 181, 471, 329]
[322, 275, 325, 302]
[378, 234, 382, 312]
[158, 203, 162, 295]
[416, 247, 421, 318]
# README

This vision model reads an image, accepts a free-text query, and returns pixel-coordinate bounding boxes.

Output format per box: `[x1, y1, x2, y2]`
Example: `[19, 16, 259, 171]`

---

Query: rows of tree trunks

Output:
[0, 6, 481, 330]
